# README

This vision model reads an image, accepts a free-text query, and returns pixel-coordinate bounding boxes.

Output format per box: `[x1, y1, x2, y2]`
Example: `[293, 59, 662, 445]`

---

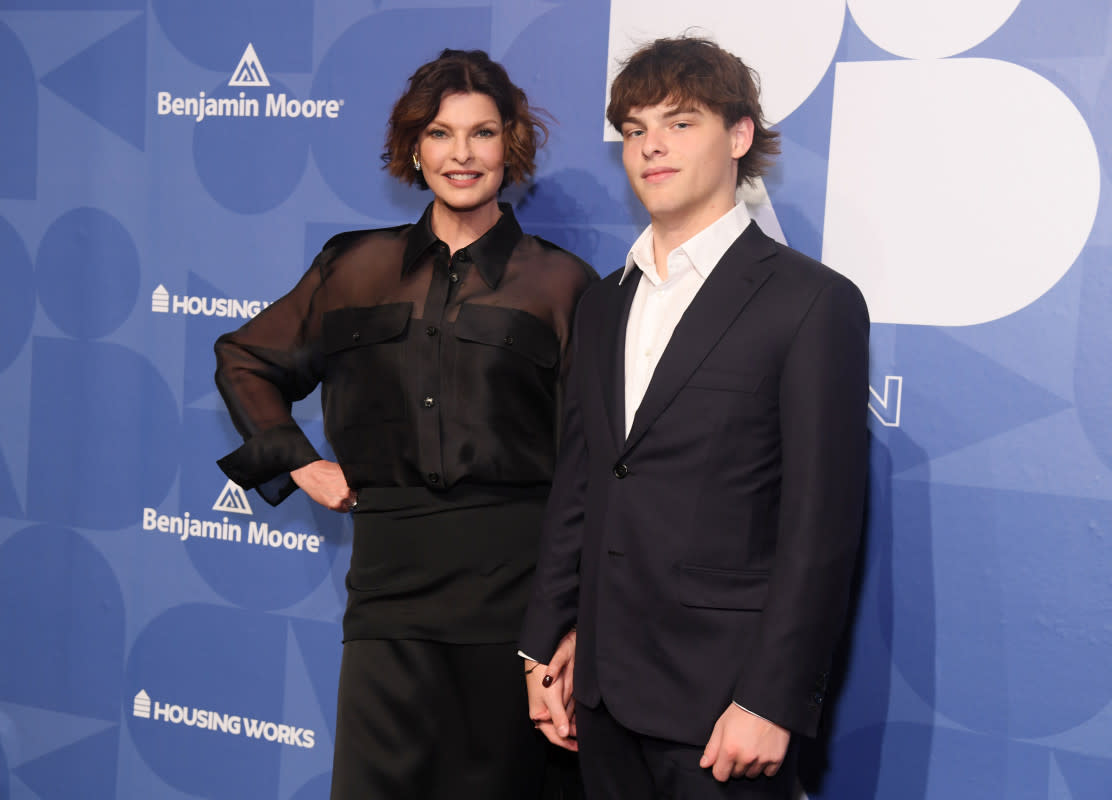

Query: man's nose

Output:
[641, 128, 665, 157]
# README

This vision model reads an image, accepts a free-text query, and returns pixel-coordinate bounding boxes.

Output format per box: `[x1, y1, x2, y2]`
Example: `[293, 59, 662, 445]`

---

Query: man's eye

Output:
[624, 129, 643, 138]
[674, 122, 690, 130]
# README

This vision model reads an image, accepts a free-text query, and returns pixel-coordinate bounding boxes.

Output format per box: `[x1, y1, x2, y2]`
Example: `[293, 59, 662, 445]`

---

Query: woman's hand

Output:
[291, 460, 357, 511]
[525, 629, 577, 750]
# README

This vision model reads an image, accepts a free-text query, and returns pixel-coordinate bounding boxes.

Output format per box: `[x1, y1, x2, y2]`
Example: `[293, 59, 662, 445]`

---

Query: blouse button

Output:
[504, 336, 514, 346]
[427, 472, 441, 484]
[351, 331, 361, 341]
[448, 271, 459, 283]
[423, 396, 436, 408]
[456, 250, 470, 262]
[425, 326, 438, 336]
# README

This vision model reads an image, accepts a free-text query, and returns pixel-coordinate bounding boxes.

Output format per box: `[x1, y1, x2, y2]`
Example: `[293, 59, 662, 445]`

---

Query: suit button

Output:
[351, 331, 360, 341]
[612, 463, 629, 479]
[427, 472, 440, 484]
[425, 325, 438, 336]
[423, 396, 436, 408]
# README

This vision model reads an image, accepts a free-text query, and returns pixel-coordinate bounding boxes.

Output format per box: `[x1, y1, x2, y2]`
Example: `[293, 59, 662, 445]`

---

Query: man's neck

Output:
[649, 201, 736, 279]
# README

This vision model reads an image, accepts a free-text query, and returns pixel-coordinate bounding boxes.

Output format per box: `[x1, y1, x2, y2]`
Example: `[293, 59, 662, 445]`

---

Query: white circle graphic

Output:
[822, 58, 1100, 326]
[848, 0, 1021, 59]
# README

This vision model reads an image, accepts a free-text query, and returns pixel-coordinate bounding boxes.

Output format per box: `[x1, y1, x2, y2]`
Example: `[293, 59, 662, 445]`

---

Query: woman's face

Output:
[417, 92, 506, 216]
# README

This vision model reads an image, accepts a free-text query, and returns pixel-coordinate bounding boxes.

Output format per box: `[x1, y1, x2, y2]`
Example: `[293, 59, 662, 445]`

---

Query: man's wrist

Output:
[733, 701, 772, 724]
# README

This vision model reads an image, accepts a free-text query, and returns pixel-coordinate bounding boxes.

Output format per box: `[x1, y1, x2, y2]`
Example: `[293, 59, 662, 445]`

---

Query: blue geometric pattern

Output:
[0, 23, 37, 198]
[1, 2, 1110, 798]
[40, 15, 146, 149]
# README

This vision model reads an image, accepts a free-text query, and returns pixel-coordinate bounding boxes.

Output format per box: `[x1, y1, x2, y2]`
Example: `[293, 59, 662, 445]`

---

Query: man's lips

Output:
[641, 167, 678, 183]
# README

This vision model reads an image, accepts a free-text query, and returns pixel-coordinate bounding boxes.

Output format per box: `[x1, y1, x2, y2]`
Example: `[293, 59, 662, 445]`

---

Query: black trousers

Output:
[330, 639, 581, 800]
[576, 701, 797, 800]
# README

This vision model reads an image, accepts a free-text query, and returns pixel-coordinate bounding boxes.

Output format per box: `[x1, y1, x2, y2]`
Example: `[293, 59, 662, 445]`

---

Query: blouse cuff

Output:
[216, 423, 321, 506]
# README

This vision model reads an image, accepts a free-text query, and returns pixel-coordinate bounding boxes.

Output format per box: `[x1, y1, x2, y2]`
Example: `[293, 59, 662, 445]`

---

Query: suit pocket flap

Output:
[686, 368, 764, 392]
[322, 303, 412, 354]
[453, 304, 558, 368]
[676, 564, 769, 610]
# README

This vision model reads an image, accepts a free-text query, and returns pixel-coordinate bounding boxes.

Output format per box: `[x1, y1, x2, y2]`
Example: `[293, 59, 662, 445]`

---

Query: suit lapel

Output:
[622, 223, 777, 455]
[596, 274, 640, 452]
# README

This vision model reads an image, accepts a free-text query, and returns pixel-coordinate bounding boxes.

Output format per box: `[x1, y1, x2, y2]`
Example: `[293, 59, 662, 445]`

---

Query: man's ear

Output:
[731, 117, 755, 159]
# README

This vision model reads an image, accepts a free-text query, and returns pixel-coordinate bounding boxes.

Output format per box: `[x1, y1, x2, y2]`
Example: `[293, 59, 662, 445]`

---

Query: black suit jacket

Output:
[520, 221, 870, 744]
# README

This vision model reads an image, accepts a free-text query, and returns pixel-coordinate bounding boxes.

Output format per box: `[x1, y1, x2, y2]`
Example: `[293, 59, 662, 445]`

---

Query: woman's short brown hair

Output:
[606, 35, 780, 186]
[382, 49, 549, 190]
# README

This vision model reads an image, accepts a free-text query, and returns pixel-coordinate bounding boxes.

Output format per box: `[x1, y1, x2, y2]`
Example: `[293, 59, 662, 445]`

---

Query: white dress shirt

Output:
[620, 203, 752, 436]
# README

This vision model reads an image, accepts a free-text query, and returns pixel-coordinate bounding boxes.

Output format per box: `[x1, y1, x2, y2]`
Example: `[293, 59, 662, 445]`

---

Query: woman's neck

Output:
[429, 198, 502, 255]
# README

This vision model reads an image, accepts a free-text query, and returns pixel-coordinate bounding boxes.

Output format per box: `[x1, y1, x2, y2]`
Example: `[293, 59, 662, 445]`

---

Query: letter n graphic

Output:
[229, 43, 269, 87]
[213, 480, 253, 515]
[869, 376, 903, 427]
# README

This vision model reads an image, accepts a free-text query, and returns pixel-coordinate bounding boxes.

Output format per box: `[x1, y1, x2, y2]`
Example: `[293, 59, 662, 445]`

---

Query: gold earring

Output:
[412, 153, 421, 172]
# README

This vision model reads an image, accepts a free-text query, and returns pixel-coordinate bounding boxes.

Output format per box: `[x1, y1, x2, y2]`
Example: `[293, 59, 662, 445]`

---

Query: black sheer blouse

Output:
[215, 203, 597, 505]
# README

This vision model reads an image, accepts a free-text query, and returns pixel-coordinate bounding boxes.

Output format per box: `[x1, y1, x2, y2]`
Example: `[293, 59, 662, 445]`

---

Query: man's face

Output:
[620, 101, 753, 233]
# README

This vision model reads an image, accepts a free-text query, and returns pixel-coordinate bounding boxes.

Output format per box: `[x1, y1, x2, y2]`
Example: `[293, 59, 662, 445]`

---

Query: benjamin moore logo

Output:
[141, 481, 322, 553]
[151, 284, 270, 319]
[132, 689, 316, 749]
[156, 42, 345, 123]
[213, 480, 253, 515]
[229, 43, 269, 87]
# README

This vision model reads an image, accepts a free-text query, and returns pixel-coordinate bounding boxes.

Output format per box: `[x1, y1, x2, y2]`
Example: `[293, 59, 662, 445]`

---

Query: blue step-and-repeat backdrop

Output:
[1, 1, 1110, 797]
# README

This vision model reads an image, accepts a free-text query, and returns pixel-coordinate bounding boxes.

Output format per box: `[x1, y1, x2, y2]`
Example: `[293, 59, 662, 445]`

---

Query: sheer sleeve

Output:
[214, 247, 336, 505]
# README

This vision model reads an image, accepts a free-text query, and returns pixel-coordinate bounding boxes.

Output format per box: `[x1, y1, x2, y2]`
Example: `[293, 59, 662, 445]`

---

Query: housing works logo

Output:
[156, 43, 345, 122]
[151, 284, 270, 319]
[132, 690, 316, 749]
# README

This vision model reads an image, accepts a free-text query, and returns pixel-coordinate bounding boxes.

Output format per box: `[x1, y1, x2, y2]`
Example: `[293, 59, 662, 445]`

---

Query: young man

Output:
[520, 36, 870, 798]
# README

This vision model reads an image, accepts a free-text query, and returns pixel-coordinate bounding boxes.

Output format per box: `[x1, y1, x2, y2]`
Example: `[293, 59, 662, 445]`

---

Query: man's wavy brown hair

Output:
[606, 35, 780, 186]
[382, 49, 549, 190]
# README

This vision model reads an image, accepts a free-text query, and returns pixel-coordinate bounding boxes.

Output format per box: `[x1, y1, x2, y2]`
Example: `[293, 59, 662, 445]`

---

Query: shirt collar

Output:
[620, 202, 753, 285]
[402, 201, 523, 288]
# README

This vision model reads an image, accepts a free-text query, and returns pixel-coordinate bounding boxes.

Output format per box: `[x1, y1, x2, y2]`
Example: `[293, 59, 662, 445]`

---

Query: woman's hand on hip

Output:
[291, 460, 357, 511]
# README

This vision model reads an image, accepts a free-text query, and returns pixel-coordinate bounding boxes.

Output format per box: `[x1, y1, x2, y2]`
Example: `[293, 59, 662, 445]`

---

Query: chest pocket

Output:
[452, 304, 558, 368]
[321, 303, 412, 422]
[322, 303, 412, 354]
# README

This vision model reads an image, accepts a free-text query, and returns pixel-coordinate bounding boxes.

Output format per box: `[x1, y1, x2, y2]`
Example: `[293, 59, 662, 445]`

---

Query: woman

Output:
[214, 49, 595, 799]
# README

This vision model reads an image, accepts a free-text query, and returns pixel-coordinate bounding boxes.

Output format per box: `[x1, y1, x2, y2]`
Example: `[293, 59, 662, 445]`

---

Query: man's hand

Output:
[700, 704, 790, 782]
[291, 460, 356, 511]
[524, 629, 577, 751]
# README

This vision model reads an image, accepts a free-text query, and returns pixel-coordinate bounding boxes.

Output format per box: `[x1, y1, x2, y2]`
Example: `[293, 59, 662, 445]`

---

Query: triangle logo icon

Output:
[213, 479, 253, 515]
[228, 43, 269, 87]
